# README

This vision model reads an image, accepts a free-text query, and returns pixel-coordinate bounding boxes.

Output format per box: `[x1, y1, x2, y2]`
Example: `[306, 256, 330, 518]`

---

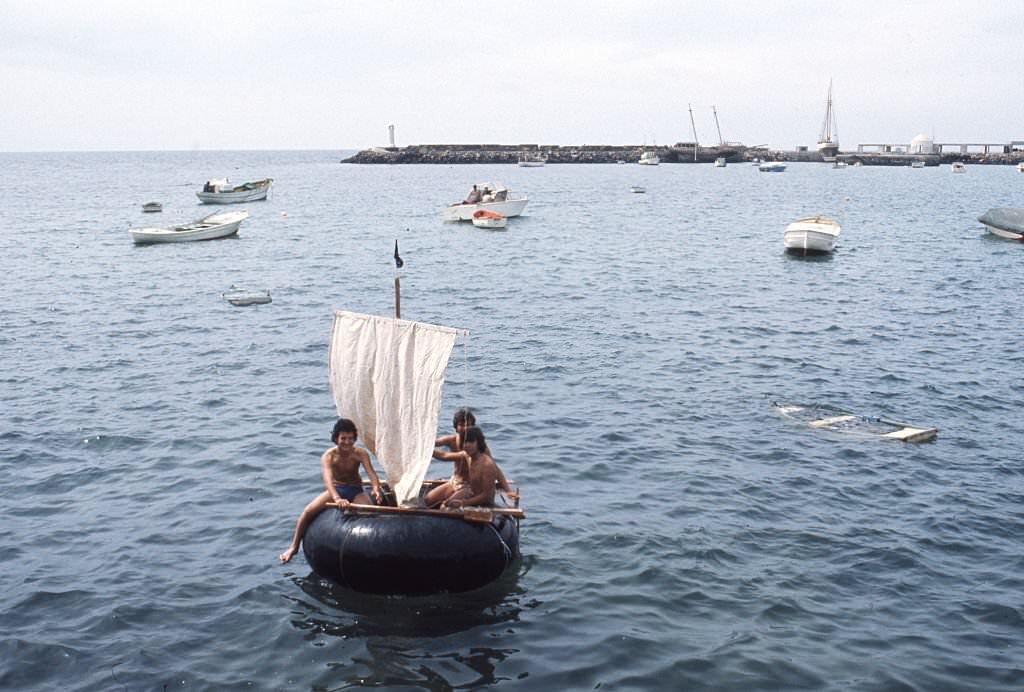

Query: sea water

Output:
[1, 151, 1022, 690]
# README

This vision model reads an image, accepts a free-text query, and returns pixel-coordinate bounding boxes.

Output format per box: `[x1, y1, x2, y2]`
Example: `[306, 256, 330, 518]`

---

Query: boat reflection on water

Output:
[284, 559, 535, 688]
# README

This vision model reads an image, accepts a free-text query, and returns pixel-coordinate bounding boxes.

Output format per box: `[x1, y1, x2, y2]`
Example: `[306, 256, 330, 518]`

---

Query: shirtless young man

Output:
[442, 426, 500, 509]
[278, 418, 383, 563]
[424, 408, 475, 508]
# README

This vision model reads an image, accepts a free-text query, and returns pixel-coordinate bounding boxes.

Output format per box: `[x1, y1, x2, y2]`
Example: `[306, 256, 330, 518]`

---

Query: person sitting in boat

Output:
[426, 410, 515, 508]
[442, 426, 503, 509]
[463, 185, 482, 204]
[425, 408, 475, 508]
[278, 418, 383, 563]
[479, 186, 494, 203]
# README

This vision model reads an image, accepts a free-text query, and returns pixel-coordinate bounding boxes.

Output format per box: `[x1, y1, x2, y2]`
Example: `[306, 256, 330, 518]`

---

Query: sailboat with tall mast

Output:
[817, 80, 839, 159]
[300, 243, 523, 595]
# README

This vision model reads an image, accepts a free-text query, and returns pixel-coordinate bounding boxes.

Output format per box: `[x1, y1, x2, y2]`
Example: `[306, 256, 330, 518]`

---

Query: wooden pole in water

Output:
[394, 275, 401, 319]
[393, 238, 403, 319]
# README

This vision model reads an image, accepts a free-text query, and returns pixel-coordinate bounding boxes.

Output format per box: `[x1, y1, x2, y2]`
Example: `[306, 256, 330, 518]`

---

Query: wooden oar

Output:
[327, 501, 525, 522]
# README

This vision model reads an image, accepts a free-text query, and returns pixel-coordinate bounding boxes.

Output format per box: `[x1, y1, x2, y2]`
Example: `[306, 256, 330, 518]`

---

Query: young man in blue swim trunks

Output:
[278, 418, 383, 563]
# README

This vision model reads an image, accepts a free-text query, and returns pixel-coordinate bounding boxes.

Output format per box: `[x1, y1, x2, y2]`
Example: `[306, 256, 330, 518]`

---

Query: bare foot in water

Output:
[278, 547, 298, 564]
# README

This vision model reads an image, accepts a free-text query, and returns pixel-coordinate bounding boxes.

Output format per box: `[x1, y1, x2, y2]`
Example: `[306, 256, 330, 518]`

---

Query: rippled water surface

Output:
[2, 151, 1023, 690]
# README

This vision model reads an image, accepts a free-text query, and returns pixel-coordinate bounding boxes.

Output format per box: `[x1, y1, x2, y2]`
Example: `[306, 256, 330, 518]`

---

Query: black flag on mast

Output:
[393, 239, 404, 268]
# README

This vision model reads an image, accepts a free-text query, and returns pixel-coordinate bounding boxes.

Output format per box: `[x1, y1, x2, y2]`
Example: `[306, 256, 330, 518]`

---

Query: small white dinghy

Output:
[129, 210, 249, 244]
[784, 215, 841, 254]
[774, 402, 938, 443]
[629, 185, 646, 194]
[141, 201, 163, 213]
[471, 209, 508, 229]
[223, 285, 272, 306]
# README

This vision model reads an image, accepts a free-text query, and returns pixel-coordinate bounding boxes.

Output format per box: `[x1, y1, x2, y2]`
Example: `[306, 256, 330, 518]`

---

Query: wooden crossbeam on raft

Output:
[327, 501, 525, 523]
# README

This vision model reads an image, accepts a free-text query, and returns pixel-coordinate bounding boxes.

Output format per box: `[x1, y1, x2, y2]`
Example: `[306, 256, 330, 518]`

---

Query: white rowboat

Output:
[129, 210, 249, 244]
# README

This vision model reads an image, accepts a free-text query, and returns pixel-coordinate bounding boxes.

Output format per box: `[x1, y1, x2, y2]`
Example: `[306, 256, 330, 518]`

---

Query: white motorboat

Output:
[911, 161, 926, 169]
[471, 209, 508, 229]
[759, 162, 786, 172]
[141, 201, 163, 213]
[629, 185, 646, 194]
[714, 157, 727, 167]
[1017, 162, 1024, 173]
[832, 161, 848, 169]
[517, 154, 546, 167]
[443, 183, 528, 221]
[638, 151, 660, 165]
[951, 162, 966, 173]
[196, 178, 272, 204]
[784, 215, 841, 253]
[978, 208, 1024, 240]
[129, 210, 249, 244]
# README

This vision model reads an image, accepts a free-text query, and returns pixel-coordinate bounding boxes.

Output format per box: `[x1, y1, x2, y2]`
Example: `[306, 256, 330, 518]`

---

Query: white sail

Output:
[328, 310, 458, 505]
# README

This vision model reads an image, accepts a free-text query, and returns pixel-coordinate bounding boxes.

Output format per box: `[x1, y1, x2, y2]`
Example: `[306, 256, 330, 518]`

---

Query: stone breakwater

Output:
[341, 144, 1024, 166]
[342, 144, 747, 164]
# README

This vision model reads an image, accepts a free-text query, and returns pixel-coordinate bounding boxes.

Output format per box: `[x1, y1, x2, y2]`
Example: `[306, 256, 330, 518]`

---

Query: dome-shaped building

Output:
[910, 134, 936, 154]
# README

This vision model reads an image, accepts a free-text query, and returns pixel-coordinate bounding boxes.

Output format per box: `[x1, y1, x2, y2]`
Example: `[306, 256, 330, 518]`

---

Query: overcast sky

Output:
[1, 1, 1020, 152]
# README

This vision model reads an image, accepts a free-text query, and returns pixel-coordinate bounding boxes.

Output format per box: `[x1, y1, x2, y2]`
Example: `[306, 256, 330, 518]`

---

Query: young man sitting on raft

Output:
[427, 411, 515, 508]
[439, 426, 502, 509]
[278, 418, 383, 564]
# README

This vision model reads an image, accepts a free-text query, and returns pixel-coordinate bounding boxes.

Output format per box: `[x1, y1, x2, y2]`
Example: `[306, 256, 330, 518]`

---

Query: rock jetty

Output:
[342, 144, 1024, 166]
[342, 143, 748, 165]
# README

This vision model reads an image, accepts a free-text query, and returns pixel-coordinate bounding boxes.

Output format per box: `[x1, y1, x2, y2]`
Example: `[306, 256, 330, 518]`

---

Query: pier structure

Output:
[856, 142, 1015, 155]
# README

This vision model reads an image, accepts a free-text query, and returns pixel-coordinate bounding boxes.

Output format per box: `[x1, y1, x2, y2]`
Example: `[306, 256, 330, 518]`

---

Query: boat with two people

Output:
[471, 209, 508, 229]
[129, 210, 249, 244]
[443, 182, 528, 221]
[978, 207, 1024, 241]
[784, 215, 841, 254]
[196, 178, 273, 204]
[774, 402, 937, 443]
[298, 248, 523, 594]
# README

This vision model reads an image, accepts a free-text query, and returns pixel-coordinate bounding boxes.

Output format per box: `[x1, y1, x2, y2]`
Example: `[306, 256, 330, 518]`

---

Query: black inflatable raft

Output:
[303, 505, 520, 595]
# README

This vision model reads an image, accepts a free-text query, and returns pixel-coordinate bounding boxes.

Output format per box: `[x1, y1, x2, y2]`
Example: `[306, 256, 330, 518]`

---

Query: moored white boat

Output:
[784, 215, 841, 253]
[629, 185, 646, 194]
[196, 178, 272, 204]
[141, 201, 163, 213]
[978, 207, 1024, 240]
[951, 162, 966, 173]
[911, 160, 926, 169]
[471, 209, 508, 229]
[759, 161, 786, 172]
[129, 210, 249, 244]
[714, 157, 727, 167]
[517, 154, 546, 167]
[1017, 162, 1024, 173]
[443, 183, 528, 221]
[638, 151, 660, 165]
[223, 286, 272, 306]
